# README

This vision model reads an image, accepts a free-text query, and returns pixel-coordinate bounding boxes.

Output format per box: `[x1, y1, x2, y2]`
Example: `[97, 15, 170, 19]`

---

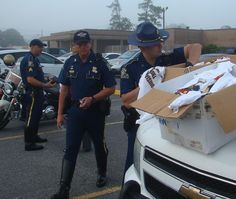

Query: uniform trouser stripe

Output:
[27, 95, 35, 127]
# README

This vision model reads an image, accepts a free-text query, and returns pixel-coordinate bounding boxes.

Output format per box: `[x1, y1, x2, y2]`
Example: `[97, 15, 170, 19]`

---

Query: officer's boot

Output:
[24, 127, 44, 151]
[96, 146, 108, 188]
[51, 158, 75, 199]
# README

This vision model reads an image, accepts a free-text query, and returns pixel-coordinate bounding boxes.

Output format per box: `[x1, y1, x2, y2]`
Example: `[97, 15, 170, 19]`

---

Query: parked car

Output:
[102, 52, 121, 60]
[0, 49, 64, 77]
[108, 49, 140, 76]
[0, 48, 16, 51]
[57, 52, 73, 63]
[58, 52, 121, 63]
[43, 48, 68, 57]
[120, 59, 236, 199]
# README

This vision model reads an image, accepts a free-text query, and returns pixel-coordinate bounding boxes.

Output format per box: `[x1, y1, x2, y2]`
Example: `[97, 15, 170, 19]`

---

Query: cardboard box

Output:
[132, 61, 236, 154]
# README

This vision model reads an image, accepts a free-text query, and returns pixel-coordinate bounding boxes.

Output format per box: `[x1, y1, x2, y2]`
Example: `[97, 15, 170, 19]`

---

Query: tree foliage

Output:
[0, 28, 26, 47]
[108, 0, 133, 30]
[138, 0, 163, 27]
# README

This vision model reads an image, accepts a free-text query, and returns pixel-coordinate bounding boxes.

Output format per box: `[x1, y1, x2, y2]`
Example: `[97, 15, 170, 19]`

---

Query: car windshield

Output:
[119, 50, 139, 59]
[60, 52, 72, 58]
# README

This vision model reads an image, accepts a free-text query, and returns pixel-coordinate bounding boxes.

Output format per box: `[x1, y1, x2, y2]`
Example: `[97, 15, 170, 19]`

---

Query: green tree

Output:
[138, 0, 163, 27]
[107, 0, 133, 30]
[202, 44, 224, 54]
[0, 28, 26, 47]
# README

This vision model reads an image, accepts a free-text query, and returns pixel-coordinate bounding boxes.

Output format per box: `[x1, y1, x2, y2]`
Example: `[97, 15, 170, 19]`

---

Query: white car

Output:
[108, 49, 140, 75]
[120, 117, 236, 199]
[58, 52, 121, 63]
[57, 52, 73, 63]
[120, 61, 236, 198]
[102, 52, 121, 60]
[0, 49, 64, 77]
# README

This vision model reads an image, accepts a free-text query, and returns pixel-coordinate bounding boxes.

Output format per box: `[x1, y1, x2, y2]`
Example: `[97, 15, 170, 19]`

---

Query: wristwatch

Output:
[185, 61, 193, 67]
[91, 96, 96, 104]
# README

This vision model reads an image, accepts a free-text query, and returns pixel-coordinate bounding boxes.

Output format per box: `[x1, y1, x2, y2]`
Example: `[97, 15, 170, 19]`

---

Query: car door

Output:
[38, 53, 64, 77]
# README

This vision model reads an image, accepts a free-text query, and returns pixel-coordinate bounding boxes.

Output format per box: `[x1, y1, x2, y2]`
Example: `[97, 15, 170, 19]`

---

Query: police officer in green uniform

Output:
[51, 30, 116, 199]
[20, 39, 55, 151]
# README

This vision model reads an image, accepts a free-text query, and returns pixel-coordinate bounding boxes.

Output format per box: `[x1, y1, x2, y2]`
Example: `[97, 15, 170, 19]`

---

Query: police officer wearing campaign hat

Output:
[20, 39, 55, 151]
[51, 30, 116, 199]
[120, 22, 202, 175]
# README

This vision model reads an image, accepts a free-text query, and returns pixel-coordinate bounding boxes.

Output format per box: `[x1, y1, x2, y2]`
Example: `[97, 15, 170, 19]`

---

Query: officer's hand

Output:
[43, 80, 56, 89]
[57, 114, 64, 129]
[79, 97, 93, 109]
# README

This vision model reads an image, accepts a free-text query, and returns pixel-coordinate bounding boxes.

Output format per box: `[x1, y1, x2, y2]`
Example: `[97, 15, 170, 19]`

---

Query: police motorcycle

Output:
[0, 54, 61, 130]
[0, 54, 22, 129]
[41, 74, 60, 120]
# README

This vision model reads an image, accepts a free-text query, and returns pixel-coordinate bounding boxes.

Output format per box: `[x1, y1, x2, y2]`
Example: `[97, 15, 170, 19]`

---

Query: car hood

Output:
[137, 117, 236, 181]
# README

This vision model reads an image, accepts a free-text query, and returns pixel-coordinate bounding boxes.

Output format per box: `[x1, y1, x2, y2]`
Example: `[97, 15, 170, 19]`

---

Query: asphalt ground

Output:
[0, 94, 126, 199]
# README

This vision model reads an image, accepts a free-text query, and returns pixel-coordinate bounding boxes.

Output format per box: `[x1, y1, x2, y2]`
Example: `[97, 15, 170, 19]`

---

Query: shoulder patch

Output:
[28, 55, 34, 68]
[120, 67, 129, 79]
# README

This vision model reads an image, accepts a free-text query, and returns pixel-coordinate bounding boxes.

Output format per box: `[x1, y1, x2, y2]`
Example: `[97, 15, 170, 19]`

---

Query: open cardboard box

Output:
[132, 58, 236, 154]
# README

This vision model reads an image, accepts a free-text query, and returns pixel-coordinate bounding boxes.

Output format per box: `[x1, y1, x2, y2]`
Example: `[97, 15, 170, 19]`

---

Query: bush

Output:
[202, 44, 224, 54]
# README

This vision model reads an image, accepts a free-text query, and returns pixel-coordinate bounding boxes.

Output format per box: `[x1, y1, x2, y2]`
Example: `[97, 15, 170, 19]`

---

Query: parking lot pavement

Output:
[0, 95, 126, 199]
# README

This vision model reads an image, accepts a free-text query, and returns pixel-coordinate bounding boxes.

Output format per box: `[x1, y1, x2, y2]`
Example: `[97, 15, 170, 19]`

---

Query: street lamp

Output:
[162, 7, 168, 30]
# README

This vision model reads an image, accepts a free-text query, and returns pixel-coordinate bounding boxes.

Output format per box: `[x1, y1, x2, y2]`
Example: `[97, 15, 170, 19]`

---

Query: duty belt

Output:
[71, 100, 99, 110]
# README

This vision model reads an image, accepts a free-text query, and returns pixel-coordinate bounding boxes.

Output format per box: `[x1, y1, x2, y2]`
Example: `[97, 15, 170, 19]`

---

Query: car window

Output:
[61, 52, 72, 58]
[38, 53, 58, 64]
[107, 54, 120, 59]
[119, 50, 139, 59]
[59, 49, 67, 56]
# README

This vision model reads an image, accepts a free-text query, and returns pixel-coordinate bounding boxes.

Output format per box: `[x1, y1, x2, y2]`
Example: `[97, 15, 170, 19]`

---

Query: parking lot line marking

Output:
[106, 121, 123, 126]
[0, 121, 123, 142]
[71, 186, 121, 199]
[0, 129, 64, 141]
[114, 89, 120, 96]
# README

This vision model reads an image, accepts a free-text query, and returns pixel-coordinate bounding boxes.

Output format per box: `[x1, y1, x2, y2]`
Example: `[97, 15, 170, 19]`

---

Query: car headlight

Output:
[4, 83, 13, 95]
[133, 138, 142, 176]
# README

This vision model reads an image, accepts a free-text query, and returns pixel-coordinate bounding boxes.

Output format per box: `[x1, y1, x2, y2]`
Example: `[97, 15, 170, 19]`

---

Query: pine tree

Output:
[138, 0, 163, 27]
[107, 0, 133, 30]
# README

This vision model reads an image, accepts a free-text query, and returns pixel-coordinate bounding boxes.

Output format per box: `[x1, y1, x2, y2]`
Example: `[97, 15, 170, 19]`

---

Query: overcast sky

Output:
[1, 0, 235, 39]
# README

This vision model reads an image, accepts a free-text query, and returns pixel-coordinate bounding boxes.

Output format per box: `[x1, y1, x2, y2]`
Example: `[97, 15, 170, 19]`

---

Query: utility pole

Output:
[162, 7, 168, 29]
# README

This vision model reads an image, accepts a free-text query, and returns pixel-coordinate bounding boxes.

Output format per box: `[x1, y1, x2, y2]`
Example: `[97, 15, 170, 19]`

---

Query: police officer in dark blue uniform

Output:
[51, 30, 116, 199]
[20, 39, 55, 151]
[120, 22, 202, 175]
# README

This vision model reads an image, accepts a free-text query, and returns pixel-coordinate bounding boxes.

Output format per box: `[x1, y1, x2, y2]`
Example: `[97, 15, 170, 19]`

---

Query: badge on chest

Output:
[86, 66, 101, 80]
[67, 65, 78, 78]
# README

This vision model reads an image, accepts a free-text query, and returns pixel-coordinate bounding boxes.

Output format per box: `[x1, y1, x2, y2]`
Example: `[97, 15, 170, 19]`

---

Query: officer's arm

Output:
[184, 43, 202, 65]
[58, 85, 69, 115]
[121, 87, 140, 108]
[27, 77, 54, 88]
[93, 86, 115, 101]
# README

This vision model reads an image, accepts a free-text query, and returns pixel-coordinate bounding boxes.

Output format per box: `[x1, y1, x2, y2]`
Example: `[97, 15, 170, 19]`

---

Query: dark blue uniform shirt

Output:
[20, 52, 44, 93]
[120, 47, 186, 95]
[58, 52, 116, 100]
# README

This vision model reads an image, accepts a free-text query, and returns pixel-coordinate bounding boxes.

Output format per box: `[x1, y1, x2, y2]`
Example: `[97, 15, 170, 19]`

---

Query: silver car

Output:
[108, 49, 140, 75]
